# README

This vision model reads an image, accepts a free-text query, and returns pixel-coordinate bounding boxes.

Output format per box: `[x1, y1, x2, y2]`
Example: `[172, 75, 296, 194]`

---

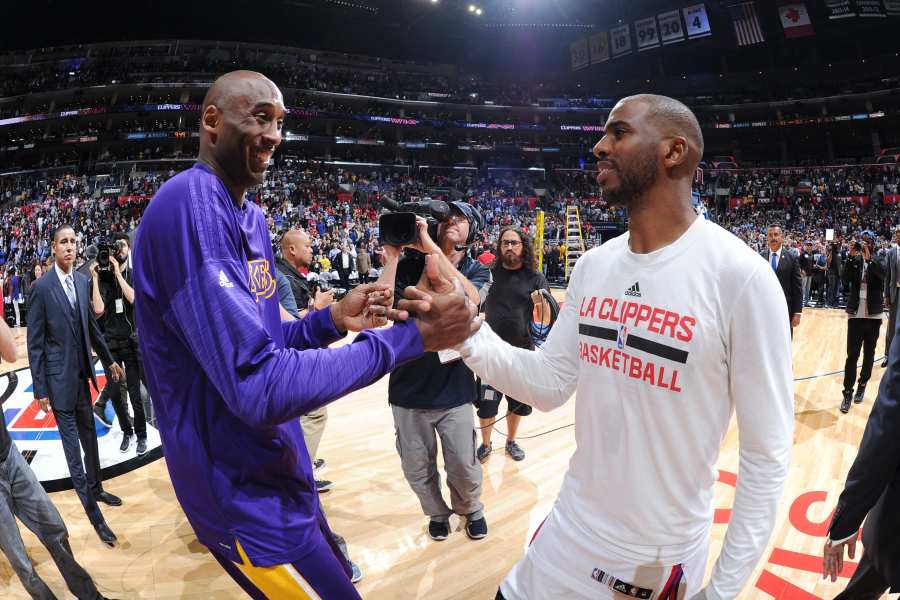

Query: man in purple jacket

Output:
[133, 71, 478, 599]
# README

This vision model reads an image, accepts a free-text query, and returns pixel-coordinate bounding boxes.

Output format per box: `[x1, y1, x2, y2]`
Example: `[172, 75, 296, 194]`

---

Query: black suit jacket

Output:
[27, 268, 115, 411]
[761, 248, 803, 317]
[829, 315, 900, 591]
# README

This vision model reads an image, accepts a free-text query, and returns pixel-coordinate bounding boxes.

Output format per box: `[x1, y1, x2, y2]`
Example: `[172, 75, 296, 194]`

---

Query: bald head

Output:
[281, 229, 313, 270]
[202, 70, 282, 114]
[616, 94, 704, 172]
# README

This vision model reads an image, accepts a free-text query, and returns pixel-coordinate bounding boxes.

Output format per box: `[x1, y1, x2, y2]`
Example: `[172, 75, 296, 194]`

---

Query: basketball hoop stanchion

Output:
[534, 210, 545, 273]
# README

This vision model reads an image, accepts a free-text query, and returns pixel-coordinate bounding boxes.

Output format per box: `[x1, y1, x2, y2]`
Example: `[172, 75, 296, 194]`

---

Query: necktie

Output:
[65, 275, 76, 309]
[770, 252, 777, 272]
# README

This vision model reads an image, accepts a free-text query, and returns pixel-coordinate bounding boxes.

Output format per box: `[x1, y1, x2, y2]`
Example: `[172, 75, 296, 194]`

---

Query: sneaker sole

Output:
[428, 533, 449, 541]
[465, 530, 487, 540]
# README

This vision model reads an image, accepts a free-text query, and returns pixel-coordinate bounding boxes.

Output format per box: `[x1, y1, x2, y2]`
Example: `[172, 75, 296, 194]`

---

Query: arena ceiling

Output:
[3, 0, 897, 75]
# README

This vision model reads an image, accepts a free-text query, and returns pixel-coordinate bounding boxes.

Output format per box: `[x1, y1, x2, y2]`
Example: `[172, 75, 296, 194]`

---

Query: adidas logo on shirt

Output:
[624, 282, 642, 297]
[218, 270, 234, 288]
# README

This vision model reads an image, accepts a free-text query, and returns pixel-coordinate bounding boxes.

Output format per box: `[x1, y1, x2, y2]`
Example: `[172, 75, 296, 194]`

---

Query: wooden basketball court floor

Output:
[1, 307, 898, 599]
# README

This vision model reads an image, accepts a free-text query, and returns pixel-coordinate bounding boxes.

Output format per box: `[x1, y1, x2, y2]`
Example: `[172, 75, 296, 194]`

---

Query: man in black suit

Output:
[764, 226, 803, 332]
[27, 224, 125, 548]
[823, 311, 900, 597]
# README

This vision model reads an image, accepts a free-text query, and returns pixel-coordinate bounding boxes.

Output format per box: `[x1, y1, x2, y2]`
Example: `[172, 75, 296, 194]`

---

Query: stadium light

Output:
[469, 4, 476, 12]
[476, 7, 482, 15]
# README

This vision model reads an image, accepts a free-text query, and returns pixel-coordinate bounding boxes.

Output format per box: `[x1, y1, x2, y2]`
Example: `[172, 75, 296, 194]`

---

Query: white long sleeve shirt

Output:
[459, 216, 794, 599]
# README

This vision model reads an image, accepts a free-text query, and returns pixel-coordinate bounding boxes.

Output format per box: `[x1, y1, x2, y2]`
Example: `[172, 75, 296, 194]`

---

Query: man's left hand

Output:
[530, 290, 545, 306]
[108, 362, 124, 382]
[331, 283, 399, 332]
[823, 537, 857, 582]
[110, 258, 121, 276]
[791, 313, 801, 328]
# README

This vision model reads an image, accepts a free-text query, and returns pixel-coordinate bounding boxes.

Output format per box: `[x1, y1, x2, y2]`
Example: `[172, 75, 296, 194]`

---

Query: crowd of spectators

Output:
[2, 162, 900, 306]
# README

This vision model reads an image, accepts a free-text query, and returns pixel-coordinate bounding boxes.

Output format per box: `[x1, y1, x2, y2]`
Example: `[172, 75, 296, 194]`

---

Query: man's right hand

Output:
[313, 289, 334, 310]
[36, 397, 50, 414]
[398, 254, 481, 352]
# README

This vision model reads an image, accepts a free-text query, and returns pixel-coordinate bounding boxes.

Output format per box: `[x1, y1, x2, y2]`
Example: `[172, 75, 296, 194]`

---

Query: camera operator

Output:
[841, 236, 885, 414]
[386, 202, 491, 543]
[93, 234, 149, 455]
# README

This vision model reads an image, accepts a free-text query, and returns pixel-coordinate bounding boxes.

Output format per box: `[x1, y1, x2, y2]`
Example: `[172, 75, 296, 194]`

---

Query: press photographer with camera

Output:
[840, 235, 885, 414]
[92, 233, 150, 455]
[384, 201, 492, 542]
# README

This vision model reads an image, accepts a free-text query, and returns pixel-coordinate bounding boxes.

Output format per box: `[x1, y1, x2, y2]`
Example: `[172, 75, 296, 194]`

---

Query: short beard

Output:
[602, 146, 658, 210]
[501, 253, 522, 269]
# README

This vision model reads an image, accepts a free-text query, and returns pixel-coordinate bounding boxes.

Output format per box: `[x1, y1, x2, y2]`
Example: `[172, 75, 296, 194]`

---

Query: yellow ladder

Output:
[564, 205, 585, 280]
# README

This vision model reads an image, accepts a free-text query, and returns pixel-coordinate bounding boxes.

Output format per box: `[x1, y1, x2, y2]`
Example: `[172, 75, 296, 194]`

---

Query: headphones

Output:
[449, 201, 484, 246]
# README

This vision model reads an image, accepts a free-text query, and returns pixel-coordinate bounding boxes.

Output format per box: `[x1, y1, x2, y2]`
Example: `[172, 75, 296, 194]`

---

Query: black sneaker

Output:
[313, 458, 326, 472]
[840, 391, 852, 414]
[316, 479, 333, 493]
[505, 440, 525, 462]
[350, 560, 363, 584]
[93, 404, 113, 428]
[136, 437, 148, 456]
[854, 386, 865, 404]
[476, 443, 492, 463]
[119, 433, 133, 453]
[465, 516, 488, 540]
[428, 520, 450, 541]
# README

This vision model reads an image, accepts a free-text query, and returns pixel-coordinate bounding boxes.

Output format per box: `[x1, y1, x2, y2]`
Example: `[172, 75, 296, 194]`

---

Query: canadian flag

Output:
[778, 2, 815, 38]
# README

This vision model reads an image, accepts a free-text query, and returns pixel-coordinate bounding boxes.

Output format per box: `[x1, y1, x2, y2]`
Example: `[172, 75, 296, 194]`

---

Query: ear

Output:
[202, 105, 220, 140]
[662, 136, 688, 170]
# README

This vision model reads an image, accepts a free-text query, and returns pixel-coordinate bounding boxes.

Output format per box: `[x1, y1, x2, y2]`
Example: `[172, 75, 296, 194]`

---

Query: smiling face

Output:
[592, 100, 660, 209]
[201, 72, 285, 194]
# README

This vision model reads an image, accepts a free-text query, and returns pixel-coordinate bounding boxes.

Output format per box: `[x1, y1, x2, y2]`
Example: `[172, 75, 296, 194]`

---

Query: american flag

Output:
[730, 1, 766, 46]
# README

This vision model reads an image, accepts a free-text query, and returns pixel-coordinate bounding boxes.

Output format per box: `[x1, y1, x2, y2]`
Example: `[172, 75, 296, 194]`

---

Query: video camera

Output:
[96, 238, 127, 270]
[378, 196, 451, 247]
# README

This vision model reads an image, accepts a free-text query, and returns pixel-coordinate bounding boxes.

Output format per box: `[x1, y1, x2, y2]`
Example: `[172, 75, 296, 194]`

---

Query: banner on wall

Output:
[824, 0, 856, 18]
[778, 2, 815, 37]
[610, 24, 633, 57]
[588, 32, 610, 64]
[570, 38, 590, 70]
[657, 10, 687, 44]
[634, 16, 661, 50]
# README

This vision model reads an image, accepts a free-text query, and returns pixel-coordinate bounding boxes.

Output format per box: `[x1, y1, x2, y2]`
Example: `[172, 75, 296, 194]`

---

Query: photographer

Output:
[93, 234, 149, 454]
[841, 235, 885, 414]
[387, 202, 491, 542]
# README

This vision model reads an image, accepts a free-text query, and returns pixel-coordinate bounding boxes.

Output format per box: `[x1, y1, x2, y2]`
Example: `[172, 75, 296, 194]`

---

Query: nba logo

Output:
[617, 325, 627, 350]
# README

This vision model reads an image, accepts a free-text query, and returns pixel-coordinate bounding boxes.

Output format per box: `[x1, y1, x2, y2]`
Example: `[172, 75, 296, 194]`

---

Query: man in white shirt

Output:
[453, 95, 794, 599]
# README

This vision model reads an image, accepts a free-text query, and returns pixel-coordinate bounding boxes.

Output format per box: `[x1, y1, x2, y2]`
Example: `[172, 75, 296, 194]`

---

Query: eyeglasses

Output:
[501, 240, 523, 247]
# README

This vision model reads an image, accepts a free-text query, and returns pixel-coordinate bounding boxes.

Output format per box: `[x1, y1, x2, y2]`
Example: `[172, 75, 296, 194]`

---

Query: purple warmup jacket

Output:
[133, 163, 424, 566]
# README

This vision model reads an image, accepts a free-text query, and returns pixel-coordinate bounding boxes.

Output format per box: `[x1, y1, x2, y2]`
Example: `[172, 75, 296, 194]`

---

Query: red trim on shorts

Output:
[658, 564, 683, 600]
[529, 515, 549, 546]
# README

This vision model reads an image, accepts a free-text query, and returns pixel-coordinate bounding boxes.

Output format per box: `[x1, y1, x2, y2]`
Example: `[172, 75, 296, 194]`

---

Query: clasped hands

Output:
[329, 254, 481, 351]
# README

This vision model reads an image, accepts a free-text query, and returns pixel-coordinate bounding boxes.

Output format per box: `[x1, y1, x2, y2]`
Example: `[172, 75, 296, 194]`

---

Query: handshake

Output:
[332, 254, 482, 351]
